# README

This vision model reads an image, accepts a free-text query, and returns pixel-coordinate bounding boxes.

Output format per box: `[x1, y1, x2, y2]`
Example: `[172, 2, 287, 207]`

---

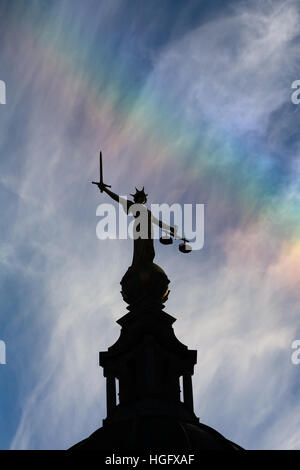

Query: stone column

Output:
[183, 374, 194, 411]
[106, 376, 116, 415]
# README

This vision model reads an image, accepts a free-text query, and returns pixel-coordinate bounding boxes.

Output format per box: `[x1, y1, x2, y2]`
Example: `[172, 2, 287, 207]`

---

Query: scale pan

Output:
[179, 242, 192, 253]
[159, 236, 173, 245]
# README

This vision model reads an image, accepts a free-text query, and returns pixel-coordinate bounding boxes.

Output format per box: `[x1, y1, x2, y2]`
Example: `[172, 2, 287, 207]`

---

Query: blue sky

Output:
[0, 0, 300, 450]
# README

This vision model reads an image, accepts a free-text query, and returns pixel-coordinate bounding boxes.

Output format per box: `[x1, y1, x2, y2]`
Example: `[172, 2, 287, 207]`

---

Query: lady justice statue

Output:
[92, 151, 190, 306]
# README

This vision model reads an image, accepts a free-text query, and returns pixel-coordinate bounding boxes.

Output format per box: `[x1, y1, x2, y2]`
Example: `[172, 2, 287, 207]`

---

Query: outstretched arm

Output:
[97, 183, 132, 213]
[150, 211, 176, 235]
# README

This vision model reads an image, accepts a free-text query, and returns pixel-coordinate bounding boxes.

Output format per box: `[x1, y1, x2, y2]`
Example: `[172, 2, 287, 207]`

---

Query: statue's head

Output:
[130, 187, 148, 204]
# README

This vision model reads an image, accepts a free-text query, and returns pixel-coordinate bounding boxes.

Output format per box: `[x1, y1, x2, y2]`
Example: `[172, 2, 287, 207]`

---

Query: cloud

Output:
[145, 0, 300, 137]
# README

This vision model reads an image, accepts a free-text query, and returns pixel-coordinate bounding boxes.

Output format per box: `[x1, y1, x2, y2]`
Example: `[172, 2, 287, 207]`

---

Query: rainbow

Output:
[4, 2, 300, 281]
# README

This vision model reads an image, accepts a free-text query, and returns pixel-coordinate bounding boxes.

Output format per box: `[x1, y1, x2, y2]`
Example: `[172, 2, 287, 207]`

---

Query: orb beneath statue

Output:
[120, 263, 170, 305]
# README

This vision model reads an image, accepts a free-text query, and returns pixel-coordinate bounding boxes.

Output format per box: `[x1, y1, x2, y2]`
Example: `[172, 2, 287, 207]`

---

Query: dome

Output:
[70, 415, 242, 451]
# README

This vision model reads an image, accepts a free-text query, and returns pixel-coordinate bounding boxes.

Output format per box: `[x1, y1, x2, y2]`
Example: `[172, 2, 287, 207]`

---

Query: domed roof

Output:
[70, 416, 242, 451]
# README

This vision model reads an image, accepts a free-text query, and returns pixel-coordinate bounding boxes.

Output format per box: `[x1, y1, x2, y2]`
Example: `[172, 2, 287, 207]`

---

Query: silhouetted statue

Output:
[98, 184, 177, 266]
[93, 151, 179, 268]
[93, 152, 191, 265]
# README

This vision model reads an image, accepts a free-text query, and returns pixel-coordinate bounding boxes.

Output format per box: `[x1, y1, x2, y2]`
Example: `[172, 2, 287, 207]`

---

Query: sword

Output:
[92, 151, 111, 192]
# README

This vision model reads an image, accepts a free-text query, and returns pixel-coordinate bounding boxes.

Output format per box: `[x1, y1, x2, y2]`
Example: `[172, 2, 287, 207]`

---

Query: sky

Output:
[0, 0, 300, 450]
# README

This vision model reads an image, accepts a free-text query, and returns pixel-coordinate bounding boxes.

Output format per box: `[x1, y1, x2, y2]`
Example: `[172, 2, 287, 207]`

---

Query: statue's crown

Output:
[130, 187, 148, 202]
